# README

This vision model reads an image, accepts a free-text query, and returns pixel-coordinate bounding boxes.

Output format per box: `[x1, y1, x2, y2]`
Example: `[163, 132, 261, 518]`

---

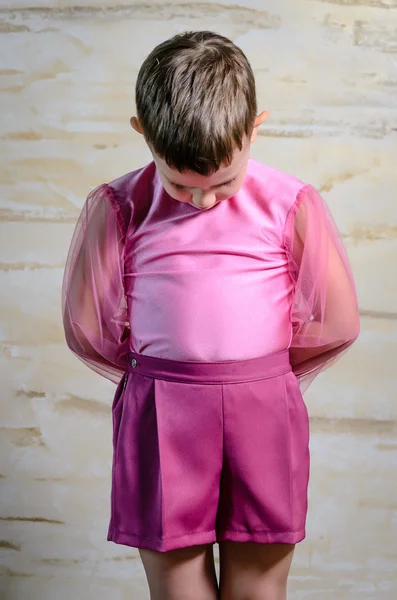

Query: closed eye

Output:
[172, 177, 237, 191]
[221, 177, 237, 187]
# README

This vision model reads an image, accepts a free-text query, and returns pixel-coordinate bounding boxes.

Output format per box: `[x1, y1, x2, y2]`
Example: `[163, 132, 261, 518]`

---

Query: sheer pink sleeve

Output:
[62, 184, 130, 384]
[284, 184, 360, 392]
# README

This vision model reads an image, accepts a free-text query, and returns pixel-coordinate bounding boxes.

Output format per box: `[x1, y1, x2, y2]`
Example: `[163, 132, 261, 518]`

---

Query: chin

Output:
[193, 203, 217, 210]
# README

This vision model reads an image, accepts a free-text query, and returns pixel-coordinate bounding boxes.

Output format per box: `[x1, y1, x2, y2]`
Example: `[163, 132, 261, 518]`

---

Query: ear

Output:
[130, 116, 144, 135]
[250, 110, 269, 143]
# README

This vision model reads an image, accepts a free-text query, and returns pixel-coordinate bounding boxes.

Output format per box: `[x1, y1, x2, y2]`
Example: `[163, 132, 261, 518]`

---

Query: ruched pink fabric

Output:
[62, 185, 130, 382]
[285, 184, 360, 389]
[62, 158, 359, 391]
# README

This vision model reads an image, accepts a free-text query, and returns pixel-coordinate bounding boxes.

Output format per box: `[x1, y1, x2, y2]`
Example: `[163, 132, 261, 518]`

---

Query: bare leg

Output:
[219, 542, 295, 600]
[139, 543, 219, 600]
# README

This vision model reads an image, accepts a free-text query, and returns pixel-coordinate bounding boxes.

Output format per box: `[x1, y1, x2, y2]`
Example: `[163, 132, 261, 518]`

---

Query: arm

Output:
[62, 184, 130, 384]
[284, 184, 360, 391]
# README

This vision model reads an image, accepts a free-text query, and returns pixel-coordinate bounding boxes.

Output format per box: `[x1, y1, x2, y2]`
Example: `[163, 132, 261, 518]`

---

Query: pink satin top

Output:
[62, 158, 360, 391]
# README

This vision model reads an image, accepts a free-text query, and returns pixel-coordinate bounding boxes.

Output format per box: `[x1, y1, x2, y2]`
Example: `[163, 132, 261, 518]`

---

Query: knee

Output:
[160, 593, 218, 600]
[150, 584, 219, 600]
[223, 582, 287, 600]
[256, 580, 288, 600]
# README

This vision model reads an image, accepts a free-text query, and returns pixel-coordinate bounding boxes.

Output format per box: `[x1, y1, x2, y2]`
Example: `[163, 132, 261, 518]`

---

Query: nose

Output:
[192, 191, 216, 209]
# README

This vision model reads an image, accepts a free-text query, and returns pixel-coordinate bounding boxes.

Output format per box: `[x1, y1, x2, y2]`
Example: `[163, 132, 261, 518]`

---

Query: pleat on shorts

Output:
[107, 350, 310, 552]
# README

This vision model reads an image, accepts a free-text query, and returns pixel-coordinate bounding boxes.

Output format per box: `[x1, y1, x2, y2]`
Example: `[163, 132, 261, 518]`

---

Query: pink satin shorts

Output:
[107, 350, 310, 552]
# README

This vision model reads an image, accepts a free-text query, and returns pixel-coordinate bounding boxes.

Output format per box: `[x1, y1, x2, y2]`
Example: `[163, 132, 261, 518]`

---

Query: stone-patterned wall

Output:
[1, 2, 396, 599]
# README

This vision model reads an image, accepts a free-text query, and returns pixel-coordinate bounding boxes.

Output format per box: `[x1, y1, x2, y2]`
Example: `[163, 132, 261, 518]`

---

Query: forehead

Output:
[153, 143, 248, 189]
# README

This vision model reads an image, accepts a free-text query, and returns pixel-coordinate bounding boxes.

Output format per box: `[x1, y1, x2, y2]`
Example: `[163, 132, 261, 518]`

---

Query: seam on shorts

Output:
[217, 383, 225, 524]
[113, 374, 129, 534]
[154, 379, 165, 541]
[129, 370, 291, 386]
[283, 375, 294, 530]
[112, 527, 216, 541]
[221, 384, 225, 458]
[220, 527, 304, 534]
[214, 385, 225, 535]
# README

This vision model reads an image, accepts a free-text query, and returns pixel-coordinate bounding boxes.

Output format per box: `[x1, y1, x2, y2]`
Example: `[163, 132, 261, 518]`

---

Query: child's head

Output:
[131, 31, 268, 210]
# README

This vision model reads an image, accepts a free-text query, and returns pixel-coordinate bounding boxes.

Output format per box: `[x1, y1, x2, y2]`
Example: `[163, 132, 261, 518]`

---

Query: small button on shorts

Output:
[107, 350, 310, 552]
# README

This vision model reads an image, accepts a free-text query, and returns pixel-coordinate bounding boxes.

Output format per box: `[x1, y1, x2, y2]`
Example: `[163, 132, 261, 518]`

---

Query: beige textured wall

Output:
[1, 1, 397, 599]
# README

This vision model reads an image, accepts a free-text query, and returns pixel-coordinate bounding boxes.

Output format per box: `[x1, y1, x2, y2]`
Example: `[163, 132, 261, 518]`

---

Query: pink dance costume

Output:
[62, 158, 359, 551]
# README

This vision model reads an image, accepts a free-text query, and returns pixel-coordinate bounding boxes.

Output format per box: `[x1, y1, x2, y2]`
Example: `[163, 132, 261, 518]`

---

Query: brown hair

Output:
[135, 31, 257, 175]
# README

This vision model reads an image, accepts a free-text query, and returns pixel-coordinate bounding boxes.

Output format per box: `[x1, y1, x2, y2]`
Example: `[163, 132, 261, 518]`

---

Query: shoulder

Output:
[246, 158, 307, 208]
[243, 159, 313, 245]
[102, 161, 157, 232]
[108, 161, 156, 199]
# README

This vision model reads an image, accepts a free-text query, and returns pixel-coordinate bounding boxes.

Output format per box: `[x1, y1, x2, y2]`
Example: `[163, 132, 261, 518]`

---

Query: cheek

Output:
[216, 192, 231, 201]
[162, 182, 190, 202]
[173, 190, 191, 202]
[216, 181, 244, 201]
[225, 170, 248, 197]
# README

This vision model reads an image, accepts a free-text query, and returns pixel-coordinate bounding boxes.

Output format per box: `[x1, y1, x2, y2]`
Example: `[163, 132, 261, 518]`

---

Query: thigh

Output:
[139, 544, 219, 600]
[218, 373, 310, 543]
[109, 374, 222, 551]
[219, 542, 295, 600]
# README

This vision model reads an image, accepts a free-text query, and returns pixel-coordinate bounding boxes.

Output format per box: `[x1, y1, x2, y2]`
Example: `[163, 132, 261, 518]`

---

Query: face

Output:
[131, 111, 269, 211]
[152, 138, 251, 210]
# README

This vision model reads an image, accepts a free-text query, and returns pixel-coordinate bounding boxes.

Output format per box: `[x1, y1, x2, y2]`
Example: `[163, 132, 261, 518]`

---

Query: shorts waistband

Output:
[127, 350, 291, 384]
